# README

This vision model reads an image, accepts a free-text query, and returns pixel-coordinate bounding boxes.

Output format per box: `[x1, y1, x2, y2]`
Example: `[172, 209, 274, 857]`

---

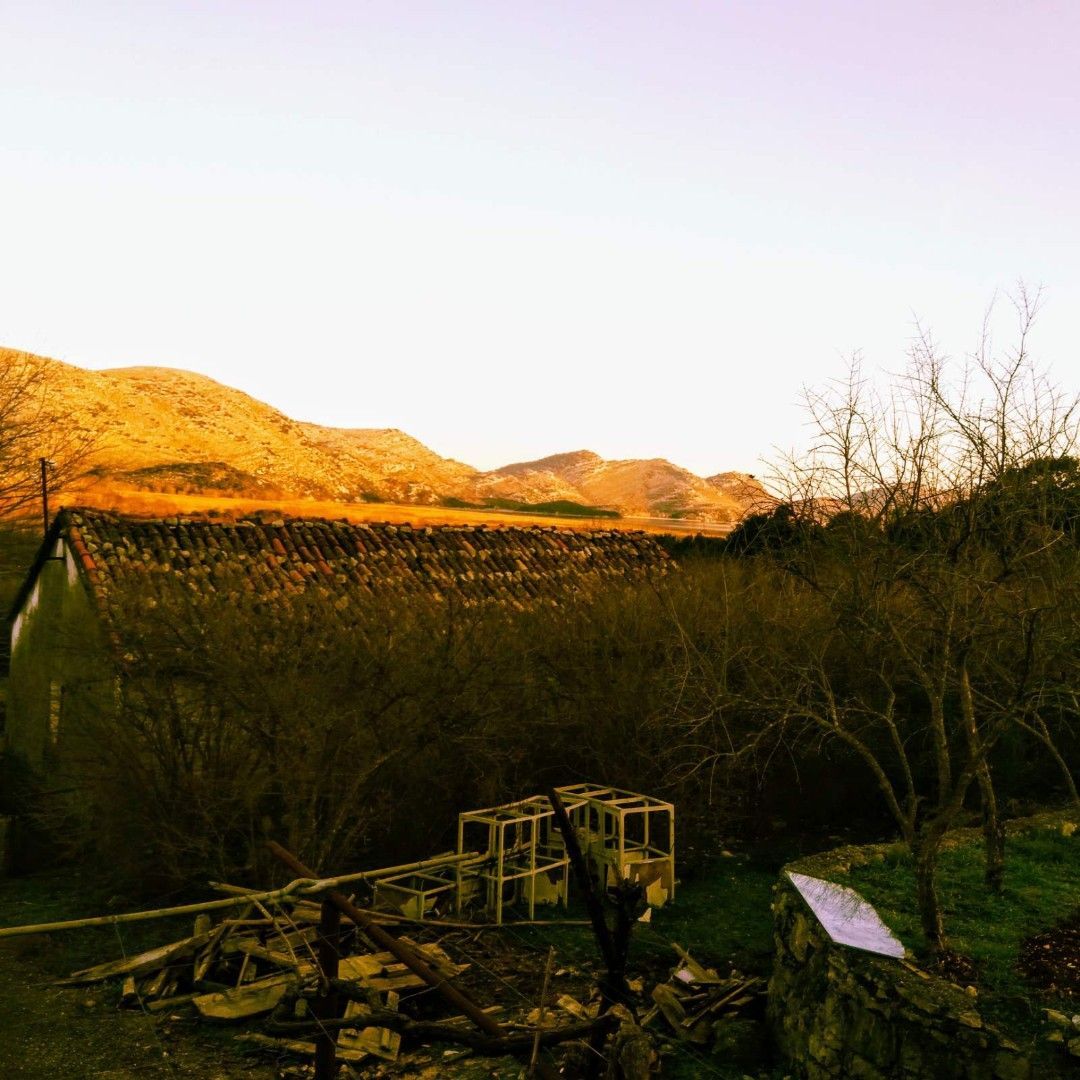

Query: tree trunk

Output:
[958, 663, 1004, 892]
[977, 759, 1005, 892]
[912, 831, 946, 954]
[1031, 716, 1080, 807]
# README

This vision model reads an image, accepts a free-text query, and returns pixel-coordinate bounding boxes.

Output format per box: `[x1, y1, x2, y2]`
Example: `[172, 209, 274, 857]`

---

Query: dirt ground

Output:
[0, 941, 277, 1079]
[1017, 908, 1080, 999]
[0, 872, 277, 1080]
[0, 869, 583, 1080]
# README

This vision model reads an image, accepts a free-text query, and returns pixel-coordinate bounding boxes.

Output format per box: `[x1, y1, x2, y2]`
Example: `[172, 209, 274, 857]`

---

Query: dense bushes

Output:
[21, 501, 1079, 912]
[28, 558, 821, 891]
[22, 301, 1080, 943]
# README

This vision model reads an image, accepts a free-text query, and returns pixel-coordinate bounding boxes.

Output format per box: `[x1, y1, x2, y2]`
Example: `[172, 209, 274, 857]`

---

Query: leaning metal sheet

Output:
[787, 871, 906, 958]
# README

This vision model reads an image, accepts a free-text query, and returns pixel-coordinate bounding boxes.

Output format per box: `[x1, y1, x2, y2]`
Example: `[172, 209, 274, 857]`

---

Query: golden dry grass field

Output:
[59, 481, 733, 537]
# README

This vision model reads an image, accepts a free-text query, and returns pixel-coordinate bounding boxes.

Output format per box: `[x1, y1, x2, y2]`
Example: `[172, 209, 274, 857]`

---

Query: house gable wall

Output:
[7, 538, 108, 772]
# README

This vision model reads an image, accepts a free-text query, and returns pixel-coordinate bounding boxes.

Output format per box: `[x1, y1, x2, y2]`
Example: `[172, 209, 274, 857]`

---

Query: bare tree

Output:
[0, 349, 98, 522]
[733, 291, 1080, 953]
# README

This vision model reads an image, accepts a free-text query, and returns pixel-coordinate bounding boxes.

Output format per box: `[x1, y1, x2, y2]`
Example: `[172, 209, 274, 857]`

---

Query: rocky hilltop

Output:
[6, 348, 770, 523]
[486, 451, 768, 521]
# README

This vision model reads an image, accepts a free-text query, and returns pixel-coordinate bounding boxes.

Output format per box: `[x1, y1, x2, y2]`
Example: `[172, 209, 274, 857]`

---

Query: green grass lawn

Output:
[840, 824, 1080, 1045]
[507, 853, 776, 974]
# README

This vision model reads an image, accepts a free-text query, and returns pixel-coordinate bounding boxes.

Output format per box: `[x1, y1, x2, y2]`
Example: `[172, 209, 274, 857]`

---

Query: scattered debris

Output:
[1018, 908, 1080, 998]
[8, 787, 735, 1076]
[641, 944, 766, 1050]
[48, 893, 763, 1076]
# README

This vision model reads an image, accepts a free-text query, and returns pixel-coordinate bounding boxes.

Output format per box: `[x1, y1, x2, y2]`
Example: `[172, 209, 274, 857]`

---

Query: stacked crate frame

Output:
[455, 794, 588, 923]
[554, 782, 676, 905]
[373, 867, 460, 921]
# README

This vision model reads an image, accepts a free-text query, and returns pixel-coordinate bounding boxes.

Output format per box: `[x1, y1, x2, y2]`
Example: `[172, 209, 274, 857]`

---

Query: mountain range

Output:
[9, 348, 770, 524]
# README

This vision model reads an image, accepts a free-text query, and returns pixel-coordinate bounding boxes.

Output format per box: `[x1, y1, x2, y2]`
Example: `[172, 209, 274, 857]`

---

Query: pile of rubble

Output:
[55, 899, 764, 1076]
[646, 946, 765, 1046]
[57, 902, 472, 1068]
[8, 789, 763, 1076]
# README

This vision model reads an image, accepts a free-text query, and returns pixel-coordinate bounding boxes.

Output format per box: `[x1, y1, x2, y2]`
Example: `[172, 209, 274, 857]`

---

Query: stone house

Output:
[5, 507, 670, 779]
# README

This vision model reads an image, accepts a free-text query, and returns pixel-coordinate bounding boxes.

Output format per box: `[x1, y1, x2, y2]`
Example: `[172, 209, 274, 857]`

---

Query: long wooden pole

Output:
[546, 788, 634, 1079]
[546, 788, 618, 972]
[0, 851, 484, 940]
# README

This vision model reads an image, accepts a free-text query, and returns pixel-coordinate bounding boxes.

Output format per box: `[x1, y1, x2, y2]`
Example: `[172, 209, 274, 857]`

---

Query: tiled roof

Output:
[56, 508, 670, 613]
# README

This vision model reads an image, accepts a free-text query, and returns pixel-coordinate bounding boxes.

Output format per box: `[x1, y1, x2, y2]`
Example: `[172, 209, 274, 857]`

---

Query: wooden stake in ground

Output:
[314, 897, 341, 1080]
[529, 945, 556, 1077]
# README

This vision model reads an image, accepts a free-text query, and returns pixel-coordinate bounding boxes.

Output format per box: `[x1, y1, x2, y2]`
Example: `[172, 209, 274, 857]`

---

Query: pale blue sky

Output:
[1, 2, 1078, 474]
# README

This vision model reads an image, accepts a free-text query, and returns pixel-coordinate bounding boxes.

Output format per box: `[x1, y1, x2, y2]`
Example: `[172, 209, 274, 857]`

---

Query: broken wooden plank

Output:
[335, 946, 466, 992]
[273, 924, 318, 954]
[338, 989, 401, 1063]
[670, 943, 721, 985]
[336, 952, 438, 992]
[235, 1032, 368, 1064]
[555, 993, 593, 1021]
[57, 932, 213, 986]
[439, 1005, 505, 1027]
[193, 973, 298, 1020]
[147, 991, 199, 1013]
[139, 968, 171, 999]
[650, 983, 687, 1035]
[193, 915, 238, 983]
[228, 937, 316, 975]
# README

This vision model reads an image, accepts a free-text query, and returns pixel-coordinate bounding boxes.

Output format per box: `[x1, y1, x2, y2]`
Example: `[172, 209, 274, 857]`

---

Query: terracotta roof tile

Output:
[56, 508, 670, 612]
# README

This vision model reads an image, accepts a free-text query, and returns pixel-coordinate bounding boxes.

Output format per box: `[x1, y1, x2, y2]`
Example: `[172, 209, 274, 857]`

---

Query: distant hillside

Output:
[487, 451, 771, 522]
[2, 347, 770, 524]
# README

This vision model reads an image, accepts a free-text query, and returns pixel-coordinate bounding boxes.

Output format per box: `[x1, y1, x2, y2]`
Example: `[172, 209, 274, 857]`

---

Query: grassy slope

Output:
[841, 824, 1080, 1048]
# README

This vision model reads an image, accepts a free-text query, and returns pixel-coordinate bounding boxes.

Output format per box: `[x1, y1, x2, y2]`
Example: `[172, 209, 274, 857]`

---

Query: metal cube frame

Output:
[455, 794, 588, 923]
[373, 867, 460, 921]
[554, 782, 676, 905]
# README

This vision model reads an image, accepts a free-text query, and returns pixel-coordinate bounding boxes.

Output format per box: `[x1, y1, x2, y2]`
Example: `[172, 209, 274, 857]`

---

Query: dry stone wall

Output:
[768, 842, 1039, 1080]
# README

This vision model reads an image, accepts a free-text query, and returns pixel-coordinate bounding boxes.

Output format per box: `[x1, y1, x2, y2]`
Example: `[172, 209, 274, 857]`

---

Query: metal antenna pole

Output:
[40, 457, 49, 535]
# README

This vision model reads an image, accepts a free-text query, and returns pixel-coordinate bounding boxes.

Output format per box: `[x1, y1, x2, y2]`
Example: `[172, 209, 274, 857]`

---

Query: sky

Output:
[1, 1, 1078, 476]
